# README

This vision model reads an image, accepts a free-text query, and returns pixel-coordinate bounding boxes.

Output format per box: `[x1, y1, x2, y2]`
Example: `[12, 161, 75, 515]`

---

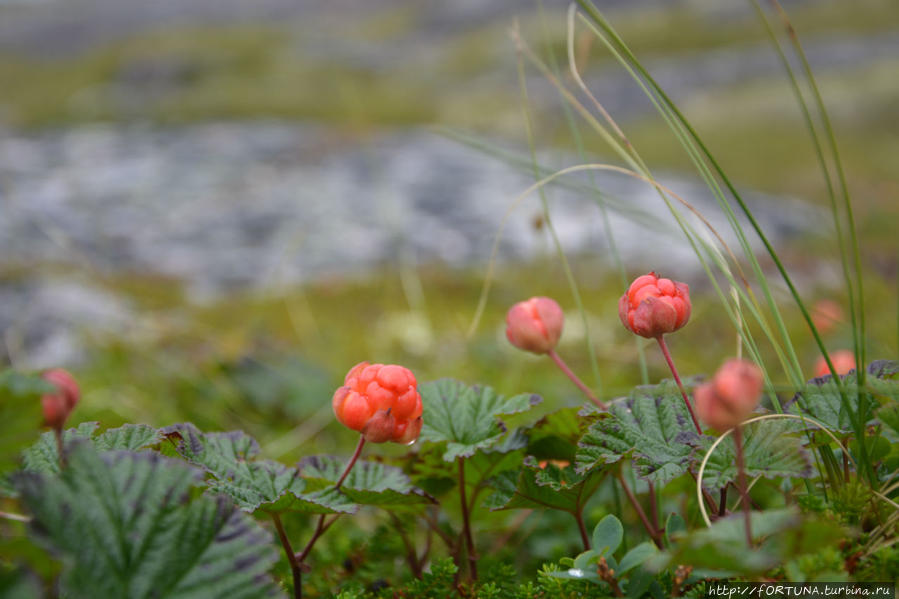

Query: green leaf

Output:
[164, 424, 353, 514]
[419, 379, 541, 461]
[592, 514, 623, 557]
[526, 407, 584, 462]
[618, 542, 657, 575]
[576, 381, 700, 484]
[485, 457, 604, 514]
[95, 424, 163, 451]
[646, 508, 845, 576]
[664, 512, 686, 546]
[14, 442, 282, 599]
[787, 362, 899, 434]
[299, 455, 435, 506]
[699, 420, 813, 489]
[877, 403, 899, 438]
[20, 422, 99, 475]
[19, 423, 161, 478]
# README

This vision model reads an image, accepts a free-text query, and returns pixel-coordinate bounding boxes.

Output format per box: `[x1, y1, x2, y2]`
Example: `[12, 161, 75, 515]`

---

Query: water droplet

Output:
[403, 439, 417, 447]
[567, 569, 584, 578]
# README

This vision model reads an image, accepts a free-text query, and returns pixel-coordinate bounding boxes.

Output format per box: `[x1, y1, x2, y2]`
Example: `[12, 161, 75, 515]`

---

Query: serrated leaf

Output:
[645, 508, 845, 576]
[298, 455, 434, 507]
[699, 420, 813, 489]
[95, 424, 162, 451]
[576, 381, 700, 484]
[419, 379, 541, 461]
[14, 442, 282, 599]
[526, 407, 583, 462]
[20, 422, 99, 475]
[486, 457, 604, 514]
[592, 514, 623, 557]
[787, 362, 899, 433]
[164, 424, 352, 514]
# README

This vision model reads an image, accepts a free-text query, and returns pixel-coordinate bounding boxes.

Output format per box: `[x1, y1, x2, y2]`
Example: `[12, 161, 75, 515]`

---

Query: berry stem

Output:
[271, 513, 303, 599]
[293, 436, 366, 569]
[547, 348, 607, 409]
[655, 335, 702, 434]
[733, 425, 753, 547]
[615, 470, 663, 549]
[457, 457, 479, 581]
[335, 436, 366, 491]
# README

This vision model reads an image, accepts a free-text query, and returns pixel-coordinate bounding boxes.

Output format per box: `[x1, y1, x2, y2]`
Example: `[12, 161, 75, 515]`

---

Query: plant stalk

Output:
[574, 509, 591, 552]
[547, 348, 607, 409]
[272, 514, 303, 599]
[457, 457, 479, 580]
[655, 335, 702, 434]
[615, 471, 663, 549]
[734, 426, 753, 547]
[335, 436, 366, 490]
[294, 436, 365, 565]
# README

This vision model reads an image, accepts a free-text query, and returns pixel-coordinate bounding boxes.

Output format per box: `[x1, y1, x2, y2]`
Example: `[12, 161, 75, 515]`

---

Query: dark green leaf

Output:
[95, 424, 162, 451]
[21, 422, 99, 475]
[419, 379, 541, 461]
[787, 362, 899, 433]
[576, 381, 700, 484]
[15, 442, 282, 599]
[165, 424, 352, 514]
[526, 407, 583, 462]
[699, 420, 813, 489]
[486, 457, 604, 514]
[299, 455, 434, 506]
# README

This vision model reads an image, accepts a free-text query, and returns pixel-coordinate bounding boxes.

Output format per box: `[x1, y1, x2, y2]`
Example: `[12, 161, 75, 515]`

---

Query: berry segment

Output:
[332, 362, 423, 444]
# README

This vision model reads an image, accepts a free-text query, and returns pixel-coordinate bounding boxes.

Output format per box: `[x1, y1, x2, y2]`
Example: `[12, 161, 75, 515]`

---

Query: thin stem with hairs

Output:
[655, 335, 702, 434]
[547, 348, 606, 409]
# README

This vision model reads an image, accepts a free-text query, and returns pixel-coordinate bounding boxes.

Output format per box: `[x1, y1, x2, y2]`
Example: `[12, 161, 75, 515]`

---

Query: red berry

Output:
[814, 350, 856, 378]
[40, 369, 79, 430]
[694, 359, 763, 432]
[332, 362, 423, 444]
[618, 272, 691, 339]
[505, 297, 564, 355]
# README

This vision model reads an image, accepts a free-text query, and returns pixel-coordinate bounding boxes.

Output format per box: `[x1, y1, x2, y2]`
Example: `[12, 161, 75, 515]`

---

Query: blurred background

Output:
[1, 0, 897, 460]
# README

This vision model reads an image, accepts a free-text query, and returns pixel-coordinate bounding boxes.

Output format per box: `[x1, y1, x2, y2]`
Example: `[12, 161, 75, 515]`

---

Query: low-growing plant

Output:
[2, 1, 898, 597]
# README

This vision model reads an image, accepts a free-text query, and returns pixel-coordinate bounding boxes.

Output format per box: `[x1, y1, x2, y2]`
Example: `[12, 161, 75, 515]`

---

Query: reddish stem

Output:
[574, 509, 591, 552]
[615, 471, 663, 549]
[655, 335, 702, 434]
[294, 436, 366, 564]
[335, 436, 366, 490]
[547, 348, 607, 409]
[734, 426, 753, 547]
[272, 514, 303, 599]
[457, 457, 479, 581]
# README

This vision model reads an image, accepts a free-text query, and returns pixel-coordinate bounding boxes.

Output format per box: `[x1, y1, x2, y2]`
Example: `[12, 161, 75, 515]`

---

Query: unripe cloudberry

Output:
[40, 368, 80, 430]
[505, 297, 564, 355]
[694, 359, 763, 432]
[332, 362, 423, 444]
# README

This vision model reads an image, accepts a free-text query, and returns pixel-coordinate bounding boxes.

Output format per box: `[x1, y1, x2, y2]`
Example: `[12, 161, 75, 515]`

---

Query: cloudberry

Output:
[332, 362, 423, 444]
